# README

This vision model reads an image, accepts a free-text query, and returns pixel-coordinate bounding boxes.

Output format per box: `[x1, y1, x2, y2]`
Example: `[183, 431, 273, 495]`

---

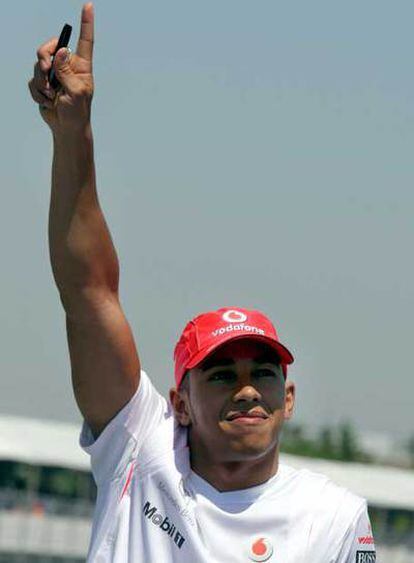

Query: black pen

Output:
[48, 24, 72, 90]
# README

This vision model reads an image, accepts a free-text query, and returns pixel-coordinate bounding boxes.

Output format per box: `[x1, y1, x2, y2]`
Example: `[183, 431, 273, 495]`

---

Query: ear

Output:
[169, 387, 192, 426]
[283, 380, 295, 420]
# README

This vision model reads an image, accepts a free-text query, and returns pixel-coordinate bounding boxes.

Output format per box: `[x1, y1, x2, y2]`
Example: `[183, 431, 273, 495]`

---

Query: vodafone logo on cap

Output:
[222, 310, 247, 323]
[247, 536, 274, 562]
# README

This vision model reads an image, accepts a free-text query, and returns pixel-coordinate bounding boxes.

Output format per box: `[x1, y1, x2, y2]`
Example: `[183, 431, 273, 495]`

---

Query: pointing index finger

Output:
[76, 2, 94, 61]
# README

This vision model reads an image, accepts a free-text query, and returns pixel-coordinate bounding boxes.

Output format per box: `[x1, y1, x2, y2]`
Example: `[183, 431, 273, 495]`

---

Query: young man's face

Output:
[170, 339, 295, 463]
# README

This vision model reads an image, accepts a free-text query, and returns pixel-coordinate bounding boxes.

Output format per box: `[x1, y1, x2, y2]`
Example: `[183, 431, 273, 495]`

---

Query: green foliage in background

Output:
[0, 461, 96, 501]
[280, 421, 373, 463]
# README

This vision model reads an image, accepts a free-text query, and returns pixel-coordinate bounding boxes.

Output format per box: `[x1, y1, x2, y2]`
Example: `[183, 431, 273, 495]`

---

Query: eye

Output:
[254, 368, 277, 378]
[208, 370, 236, 382]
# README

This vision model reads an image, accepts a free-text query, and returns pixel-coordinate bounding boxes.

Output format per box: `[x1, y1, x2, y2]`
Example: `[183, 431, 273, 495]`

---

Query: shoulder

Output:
[279, 462, 366, 520]
[278, 463, 369, 559]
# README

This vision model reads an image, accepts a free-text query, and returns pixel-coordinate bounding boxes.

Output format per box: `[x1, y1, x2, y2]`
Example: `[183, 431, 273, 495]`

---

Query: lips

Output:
[226, 409, 269, 421]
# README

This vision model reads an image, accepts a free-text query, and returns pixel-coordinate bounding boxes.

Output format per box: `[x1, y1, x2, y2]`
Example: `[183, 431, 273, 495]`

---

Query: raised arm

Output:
[28, 3, 140, 438]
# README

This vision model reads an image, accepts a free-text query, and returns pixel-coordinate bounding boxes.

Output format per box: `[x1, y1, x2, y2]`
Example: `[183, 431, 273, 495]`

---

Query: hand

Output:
[28, 3, 94, 134]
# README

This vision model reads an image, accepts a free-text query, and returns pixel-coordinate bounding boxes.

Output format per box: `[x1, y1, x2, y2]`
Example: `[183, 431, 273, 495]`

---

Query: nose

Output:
[232, 382, 262, 403]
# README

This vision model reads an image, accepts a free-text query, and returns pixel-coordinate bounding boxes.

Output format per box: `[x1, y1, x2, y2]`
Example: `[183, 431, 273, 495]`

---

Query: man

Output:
[28, 4, 376, 562]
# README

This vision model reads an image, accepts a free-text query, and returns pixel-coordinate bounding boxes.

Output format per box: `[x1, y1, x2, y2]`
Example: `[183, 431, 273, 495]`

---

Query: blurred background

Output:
[0, 0, 413, 560]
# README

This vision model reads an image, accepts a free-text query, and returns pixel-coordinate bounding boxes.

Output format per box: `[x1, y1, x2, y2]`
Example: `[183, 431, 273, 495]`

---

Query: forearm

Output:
[49, 125, 119, 314]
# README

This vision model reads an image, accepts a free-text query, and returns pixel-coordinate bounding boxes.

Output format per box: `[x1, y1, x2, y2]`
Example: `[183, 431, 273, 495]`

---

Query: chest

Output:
[99, 464, 338, 563]
[122, 471, 333, 562]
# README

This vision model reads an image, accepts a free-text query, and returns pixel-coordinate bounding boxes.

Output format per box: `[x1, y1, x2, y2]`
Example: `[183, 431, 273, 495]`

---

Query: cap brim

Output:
[186, 333, 294, 371]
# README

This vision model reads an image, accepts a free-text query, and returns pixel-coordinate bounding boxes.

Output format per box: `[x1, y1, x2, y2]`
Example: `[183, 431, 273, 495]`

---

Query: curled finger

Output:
[28, 79, 54, 109]
[33, 62, 52, 96]
[37, 37, 59, 70]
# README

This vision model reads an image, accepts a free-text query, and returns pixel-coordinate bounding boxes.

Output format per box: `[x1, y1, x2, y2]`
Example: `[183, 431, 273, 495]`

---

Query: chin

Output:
[226, 437, 273, 458]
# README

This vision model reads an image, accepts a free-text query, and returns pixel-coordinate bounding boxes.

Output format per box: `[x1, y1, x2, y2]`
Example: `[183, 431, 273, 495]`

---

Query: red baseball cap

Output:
[174, 307, 294, 388]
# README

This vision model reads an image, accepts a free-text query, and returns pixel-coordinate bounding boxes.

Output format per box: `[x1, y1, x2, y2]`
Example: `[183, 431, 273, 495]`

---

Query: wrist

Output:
[52, 122, 93, 147]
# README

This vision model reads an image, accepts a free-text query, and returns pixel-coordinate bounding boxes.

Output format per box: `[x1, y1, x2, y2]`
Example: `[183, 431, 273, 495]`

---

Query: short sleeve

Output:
[335, 501, 376, 562]
[79, 369, 170, 485]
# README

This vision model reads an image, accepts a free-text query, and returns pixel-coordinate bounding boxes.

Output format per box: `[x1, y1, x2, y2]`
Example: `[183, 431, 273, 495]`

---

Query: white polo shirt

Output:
[80, 370, 376, 562]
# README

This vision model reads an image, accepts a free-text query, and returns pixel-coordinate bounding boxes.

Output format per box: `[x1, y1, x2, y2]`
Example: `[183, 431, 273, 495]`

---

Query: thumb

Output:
[52, 48, 76, 91]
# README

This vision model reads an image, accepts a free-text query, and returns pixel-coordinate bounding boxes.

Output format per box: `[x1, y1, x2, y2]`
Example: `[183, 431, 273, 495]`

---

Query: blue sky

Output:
[1, 0, 413, 443]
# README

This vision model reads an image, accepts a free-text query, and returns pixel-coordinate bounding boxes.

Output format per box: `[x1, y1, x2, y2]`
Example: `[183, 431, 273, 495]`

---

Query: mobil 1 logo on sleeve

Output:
[356, 551, 376, 563]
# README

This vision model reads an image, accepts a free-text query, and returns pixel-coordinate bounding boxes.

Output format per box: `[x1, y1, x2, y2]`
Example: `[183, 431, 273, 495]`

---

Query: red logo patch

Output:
[248, 536, 274, 561]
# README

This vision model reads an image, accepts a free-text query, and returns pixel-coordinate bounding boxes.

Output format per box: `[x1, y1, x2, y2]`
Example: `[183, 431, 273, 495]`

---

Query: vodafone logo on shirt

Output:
[247, 536, 274, 562]
[358, 521, 374, 545]
[358, 535, 374, 545]
[222, 310, 248, 323]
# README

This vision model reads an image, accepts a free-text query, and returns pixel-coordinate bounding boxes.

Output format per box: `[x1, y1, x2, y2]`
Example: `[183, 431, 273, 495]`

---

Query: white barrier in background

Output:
[0, 512, 91, 558]
[1, 511, 413, 562]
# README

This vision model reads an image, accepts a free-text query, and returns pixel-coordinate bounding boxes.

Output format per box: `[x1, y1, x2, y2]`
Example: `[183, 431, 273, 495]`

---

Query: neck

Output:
[189, 440, 280, 492]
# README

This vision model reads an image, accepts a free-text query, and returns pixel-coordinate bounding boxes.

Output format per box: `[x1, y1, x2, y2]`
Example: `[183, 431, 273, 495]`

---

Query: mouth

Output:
[225, 409, 269, 424]
[227, 416, 269, 426]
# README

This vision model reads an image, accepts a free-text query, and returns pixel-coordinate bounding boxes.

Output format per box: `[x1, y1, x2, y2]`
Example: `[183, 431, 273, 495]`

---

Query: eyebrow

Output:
[200, 354, 280, 372]
[200, 358, 234, 371]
